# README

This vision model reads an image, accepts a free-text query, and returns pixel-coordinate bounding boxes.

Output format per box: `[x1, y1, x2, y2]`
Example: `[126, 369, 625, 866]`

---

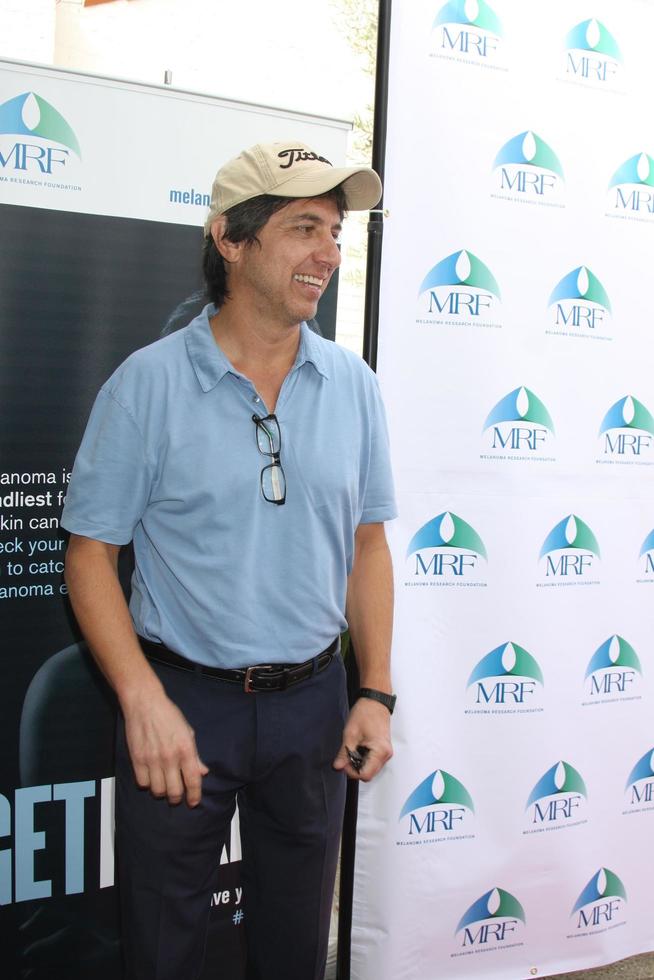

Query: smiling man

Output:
[61, 140, 397, 980]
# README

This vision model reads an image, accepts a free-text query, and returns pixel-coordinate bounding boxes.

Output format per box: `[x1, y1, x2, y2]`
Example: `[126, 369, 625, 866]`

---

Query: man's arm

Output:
[65, 533, 208, 806]
[333, 521, 394, 782]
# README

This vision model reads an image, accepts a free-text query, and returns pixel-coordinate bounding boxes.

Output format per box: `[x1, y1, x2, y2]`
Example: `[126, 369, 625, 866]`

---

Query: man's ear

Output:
[210, 216, 243, 263]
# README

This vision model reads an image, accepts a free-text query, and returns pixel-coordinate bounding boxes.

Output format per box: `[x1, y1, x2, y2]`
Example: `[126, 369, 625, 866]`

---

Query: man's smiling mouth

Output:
[293, 274, 324, 286]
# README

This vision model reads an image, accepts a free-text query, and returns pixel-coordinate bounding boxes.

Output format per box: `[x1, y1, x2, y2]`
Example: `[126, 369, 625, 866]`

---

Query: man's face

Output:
[232, 196, 343, 327]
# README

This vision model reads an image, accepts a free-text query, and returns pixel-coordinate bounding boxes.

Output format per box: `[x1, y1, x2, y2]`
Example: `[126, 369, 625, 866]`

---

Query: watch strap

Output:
[358, 687, 397, 715]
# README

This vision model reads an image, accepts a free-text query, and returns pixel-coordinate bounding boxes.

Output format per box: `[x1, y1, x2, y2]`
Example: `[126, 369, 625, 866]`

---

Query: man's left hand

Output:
[333, 696, 393, 782]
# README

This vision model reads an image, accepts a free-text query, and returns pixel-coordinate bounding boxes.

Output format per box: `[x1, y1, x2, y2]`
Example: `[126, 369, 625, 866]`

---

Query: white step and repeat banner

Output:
[353, 2, 654, 978]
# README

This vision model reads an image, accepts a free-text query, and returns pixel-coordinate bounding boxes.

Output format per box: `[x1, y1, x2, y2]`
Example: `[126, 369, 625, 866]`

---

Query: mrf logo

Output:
[406, 511, 487, 584]
[539, 515, 600, 580]
[526, 761, 587, 827]
[0, 92, 81, 176]
[482, 386, 554, 456]
[625, 749, 654, 810]
[571, 868, 626, 932]
[431, 0, 503, 62]
[455, 887, 525, 949]
[599, 396, 654, 458]
[584, 635, 642, 701]
[416, 249, 501, 326]
[608, 153, 654, 216]
[564, 18, 622, 84]
[548, 266, 612, 339]
[492, 131, 564, 202]
[638, 530, 654, 579]
[467, 641, 543, 709]
[399, 768, 474, 840]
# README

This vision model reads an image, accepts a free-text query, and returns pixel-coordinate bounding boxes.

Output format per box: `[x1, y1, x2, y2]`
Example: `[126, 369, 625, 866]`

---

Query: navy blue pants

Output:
[115, 654, 348, 980]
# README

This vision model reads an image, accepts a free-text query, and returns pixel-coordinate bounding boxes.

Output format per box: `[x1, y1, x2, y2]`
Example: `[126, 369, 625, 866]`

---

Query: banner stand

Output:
[0, 60, 352, 979]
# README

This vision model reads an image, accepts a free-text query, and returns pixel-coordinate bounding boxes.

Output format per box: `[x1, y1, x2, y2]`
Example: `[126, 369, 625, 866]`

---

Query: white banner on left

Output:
[0, 59, 350, 225]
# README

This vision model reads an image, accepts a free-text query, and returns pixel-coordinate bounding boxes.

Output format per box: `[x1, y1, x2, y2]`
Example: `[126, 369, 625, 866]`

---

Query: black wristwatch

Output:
[358, 687, 397, 715]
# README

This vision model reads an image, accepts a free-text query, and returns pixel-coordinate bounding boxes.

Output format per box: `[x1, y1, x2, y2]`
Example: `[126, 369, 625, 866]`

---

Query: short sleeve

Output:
[61, 387, 154, 545]
[359, 373, 397, 525]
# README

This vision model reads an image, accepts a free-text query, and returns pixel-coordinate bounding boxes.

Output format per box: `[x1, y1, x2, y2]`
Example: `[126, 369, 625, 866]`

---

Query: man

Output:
[61, 140, 397, 980]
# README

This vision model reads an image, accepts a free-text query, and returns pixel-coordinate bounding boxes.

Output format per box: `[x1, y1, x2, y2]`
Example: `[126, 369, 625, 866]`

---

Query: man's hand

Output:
[333, 696, 393, 782]
[64, 535, 209, 807]
[123, 689, 209, 807]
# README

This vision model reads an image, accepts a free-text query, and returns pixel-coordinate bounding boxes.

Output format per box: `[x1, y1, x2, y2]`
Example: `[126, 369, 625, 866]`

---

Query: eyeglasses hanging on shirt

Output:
[252, 413, 287, 505]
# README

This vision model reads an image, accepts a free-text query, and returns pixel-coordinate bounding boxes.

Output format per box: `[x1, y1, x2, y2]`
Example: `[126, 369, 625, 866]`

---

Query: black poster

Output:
[0, 203, 248, 978]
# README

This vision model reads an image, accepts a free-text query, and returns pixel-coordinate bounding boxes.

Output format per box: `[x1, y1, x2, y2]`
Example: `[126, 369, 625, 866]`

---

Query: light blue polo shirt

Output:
[61, 305, 396, 668]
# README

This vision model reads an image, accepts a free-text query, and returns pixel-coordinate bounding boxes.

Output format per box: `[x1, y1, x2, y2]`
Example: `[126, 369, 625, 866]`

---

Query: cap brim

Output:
[273, 166, 382, 211]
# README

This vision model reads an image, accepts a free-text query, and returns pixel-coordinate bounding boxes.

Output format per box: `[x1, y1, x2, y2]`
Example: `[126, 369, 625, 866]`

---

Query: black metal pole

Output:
[362, 0, 393, 372]
[336, 653, 361, 980]
[337, 3, 393, 978]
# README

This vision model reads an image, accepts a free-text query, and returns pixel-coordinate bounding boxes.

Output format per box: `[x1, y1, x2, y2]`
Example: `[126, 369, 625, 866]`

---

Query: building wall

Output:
[1, 0, 56, 64]
[53, 0, 364, 123]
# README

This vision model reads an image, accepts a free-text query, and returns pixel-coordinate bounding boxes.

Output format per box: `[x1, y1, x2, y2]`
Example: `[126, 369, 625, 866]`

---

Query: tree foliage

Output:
[330, 0, 378, 159]
[331, 0, 378, 75]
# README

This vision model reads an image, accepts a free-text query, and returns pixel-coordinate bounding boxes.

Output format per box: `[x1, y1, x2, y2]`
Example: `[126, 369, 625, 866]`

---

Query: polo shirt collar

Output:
[186, 304, 329, 392]
[185, 304, 232, 392]
[296, 321, 329, 380]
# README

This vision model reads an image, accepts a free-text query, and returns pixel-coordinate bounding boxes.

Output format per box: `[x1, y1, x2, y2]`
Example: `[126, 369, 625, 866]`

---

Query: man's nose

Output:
[314, 233, 342, 269]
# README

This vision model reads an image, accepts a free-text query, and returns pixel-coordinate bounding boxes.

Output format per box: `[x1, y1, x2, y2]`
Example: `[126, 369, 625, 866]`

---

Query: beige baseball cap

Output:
[204, 140, 382, 234]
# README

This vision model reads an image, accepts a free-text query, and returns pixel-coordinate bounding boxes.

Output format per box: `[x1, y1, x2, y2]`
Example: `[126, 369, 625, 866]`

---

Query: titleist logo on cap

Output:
[203, 141, 381, 232]
[277, 148, 333, 170]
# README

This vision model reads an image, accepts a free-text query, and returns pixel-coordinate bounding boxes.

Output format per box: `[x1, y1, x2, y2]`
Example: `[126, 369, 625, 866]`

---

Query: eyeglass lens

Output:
[255, 417, 281, 456]
[261, 463, 286, 502]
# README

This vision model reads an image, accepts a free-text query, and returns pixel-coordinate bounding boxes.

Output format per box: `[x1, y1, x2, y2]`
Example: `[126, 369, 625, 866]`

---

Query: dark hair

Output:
[203, 186, 347, 307]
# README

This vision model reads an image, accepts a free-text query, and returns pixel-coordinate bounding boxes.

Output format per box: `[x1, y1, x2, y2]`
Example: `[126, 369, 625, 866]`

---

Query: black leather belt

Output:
[138, 636, 338, 693]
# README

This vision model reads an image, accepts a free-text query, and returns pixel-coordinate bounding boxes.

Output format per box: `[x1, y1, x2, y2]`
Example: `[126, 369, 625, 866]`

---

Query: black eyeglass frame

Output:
[252, 412, 287, 505]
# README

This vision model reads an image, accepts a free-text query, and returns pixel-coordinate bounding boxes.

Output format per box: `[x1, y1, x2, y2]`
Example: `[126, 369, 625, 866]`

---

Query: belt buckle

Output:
[244, 664, 273, 693]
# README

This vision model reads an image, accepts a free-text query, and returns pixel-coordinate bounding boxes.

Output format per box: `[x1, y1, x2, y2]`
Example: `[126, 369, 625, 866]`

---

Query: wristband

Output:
[358, 687, 397, 715]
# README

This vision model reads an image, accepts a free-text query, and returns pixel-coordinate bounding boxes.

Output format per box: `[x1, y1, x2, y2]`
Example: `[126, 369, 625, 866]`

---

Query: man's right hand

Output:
[64, 535, 209, 808]
[122, 689, 209, 807]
